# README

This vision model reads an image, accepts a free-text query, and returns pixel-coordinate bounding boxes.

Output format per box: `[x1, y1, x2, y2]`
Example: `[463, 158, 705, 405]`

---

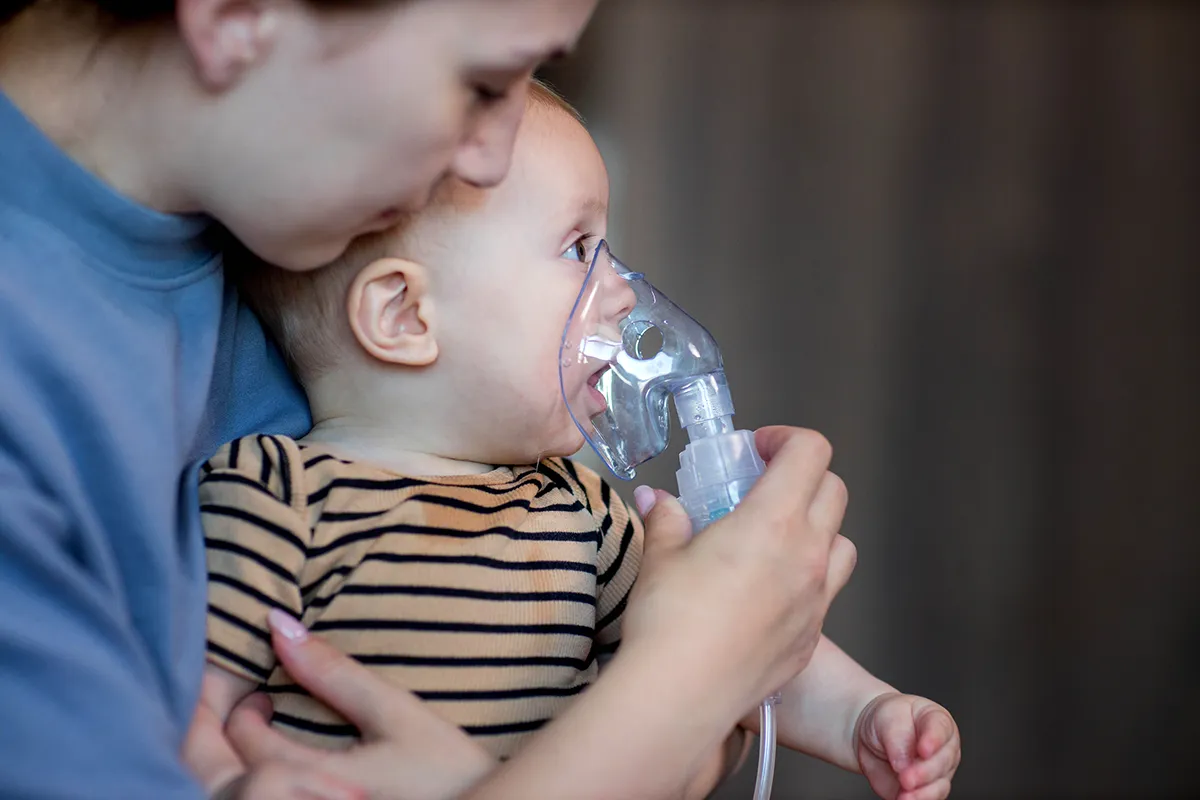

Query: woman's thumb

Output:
[636, 487, 694, 564]
[226, 698, 313, 767]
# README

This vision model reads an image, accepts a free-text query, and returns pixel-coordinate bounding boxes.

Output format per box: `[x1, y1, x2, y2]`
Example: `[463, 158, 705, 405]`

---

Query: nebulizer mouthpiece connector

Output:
[674, 371, 735, 439]
[671, 372, 766, 532]
[560, 241, 779, 800]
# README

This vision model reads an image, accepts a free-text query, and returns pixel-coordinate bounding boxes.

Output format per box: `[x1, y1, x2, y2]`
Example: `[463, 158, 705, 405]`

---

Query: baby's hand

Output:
[854, 692, 961, 800]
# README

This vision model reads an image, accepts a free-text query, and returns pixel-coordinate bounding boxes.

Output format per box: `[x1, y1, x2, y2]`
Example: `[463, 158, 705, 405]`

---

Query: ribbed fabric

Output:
[202, 435, 642, 758]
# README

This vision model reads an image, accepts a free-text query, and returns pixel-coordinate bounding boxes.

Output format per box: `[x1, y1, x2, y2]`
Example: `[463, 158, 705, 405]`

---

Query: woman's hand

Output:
[227, 611, 496, 800]
[624, 426, 856, 714]
[213, 763, 366, 800]
[461, 426, 857, 800]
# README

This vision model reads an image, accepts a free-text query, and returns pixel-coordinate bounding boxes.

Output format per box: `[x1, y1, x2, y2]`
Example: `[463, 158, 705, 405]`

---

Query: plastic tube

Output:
[752, 696, 780, 800]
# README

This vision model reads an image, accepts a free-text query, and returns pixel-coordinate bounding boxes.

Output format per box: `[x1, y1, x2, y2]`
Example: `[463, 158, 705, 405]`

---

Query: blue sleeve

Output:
[194, 285, 311, 464]
[0, 449, 204, 800]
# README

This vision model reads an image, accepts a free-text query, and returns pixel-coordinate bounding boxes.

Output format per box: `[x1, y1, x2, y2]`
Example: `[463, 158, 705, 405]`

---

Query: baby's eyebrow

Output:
[577, 196, 608, 218]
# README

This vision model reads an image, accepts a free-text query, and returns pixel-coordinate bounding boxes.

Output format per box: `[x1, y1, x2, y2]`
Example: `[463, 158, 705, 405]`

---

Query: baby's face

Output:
[423, 99, 617, 465]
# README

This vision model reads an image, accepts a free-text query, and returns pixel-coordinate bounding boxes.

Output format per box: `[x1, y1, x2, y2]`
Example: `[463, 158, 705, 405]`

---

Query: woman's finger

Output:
[226, 696, 320, 767]
[266, 609, 406, 736]
[234, 691, 274, 724]
[183, 701, 246, 795]
[808, 470, 848, 533]
[267, 609, 491, 756]
[825, 533, 857, 602]
[753, 425, 832, 468]
[748, 429, 835, 515]
[638, 489, 694, 564]
[219, 761, 365, 800]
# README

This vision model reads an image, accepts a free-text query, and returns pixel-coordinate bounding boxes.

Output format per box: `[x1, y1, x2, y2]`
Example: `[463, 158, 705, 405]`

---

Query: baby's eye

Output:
[562, 237, 590, 263]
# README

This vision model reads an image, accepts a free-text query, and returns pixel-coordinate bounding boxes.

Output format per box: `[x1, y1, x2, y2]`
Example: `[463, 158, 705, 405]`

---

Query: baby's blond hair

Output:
[233, 79, 582, 385]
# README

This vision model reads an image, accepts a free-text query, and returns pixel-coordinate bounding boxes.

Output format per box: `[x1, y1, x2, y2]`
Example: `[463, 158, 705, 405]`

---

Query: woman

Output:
[0, 2, 855, 798]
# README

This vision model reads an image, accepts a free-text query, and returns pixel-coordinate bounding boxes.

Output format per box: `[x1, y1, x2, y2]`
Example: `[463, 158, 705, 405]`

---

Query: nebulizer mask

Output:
[559, 241, 779, 800]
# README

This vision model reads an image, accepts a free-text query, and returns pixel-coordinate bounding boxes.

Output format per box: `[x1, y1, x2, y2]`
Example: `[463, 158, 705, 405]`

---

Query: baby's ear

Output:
[347, 258, 438, 367]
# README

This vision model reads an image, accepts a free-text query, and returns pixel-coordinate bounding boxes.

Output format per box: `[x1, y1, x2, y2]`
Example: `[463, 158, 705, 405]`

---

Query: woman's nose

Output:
[450, 85, 529, 188]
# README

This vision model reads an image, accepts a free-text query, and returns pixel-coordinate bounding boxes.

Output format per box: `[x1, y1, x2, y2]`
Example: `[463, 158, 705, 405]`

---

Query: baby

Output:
[191, 81, 961, 800]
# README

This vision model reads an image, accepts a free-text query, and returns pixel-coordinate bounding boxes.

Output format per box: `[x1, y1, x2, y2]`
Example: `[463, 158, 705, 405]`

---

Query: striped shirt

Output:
[200, 435, 642, 758]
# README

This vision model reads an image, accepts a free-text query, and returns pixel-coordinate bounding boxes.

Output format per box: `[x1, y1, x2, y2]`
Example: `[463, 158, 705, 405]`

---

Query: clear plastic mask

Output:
[559, 240, 734, 480]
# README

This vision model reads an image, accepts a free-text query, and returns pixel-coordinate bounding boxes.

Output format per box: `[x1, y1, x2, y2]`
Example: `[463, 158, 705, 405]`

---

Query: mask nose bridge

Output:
[608, 274, 639, 323]
[591, 257, 638, 329]
[561, 239, 728, 479]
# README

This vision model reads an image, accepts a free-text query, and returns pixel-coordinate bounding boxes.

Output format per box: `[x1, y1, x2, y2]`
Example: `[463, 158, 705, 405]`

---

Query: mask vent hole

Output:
[624, 321, 664, 360]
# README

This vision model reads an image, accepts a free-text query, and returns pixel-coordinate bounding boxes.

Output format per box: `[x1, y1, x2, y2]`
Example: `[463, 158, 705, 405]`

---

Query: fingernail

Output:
[634, 485, 657, 516]
[268, 608, 308, 643]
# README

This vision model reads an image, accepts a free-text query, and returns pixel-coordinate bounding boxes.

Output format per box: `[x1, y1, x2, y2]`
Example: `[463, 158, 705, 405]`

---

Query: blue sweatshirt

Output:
[0, 92, 310, 797]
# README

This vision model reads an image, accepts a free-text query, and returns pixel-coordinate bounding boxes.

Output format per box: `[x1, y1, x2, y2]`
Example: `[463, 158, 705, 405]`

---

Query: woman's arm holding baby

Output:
[184, 665, 368, 800]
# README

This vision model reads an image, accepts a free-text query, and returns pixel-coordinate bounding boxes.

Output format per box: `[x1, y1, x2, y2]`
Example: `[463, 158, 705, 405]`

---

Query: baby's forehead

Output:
[444, 105, 601, 209]
[519, 96, 592, 152]
[513, 102, 607, 188]
[391, 94, 605, 252]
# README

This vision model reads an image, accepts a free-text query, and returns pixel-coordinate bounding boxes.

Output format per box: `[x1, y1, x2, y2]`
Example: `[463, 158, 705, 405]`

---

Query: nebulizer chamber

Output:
[559, 241, 779, 800]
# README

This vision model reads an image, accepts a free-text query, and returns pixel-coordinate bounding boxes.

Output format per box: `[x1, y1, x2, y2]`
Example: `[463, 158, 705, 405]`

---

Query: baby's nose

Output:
[604, 278, 637, 323]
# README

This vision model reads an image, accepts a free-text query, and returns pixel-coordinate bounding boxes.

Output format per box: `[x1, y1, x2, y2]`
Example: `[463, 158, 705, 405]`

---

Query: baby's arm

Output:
[753, 635, 961, 800]
[759, 634, 895, 770]
[681, 636, 893, 799]
[182, 665, 260, 796]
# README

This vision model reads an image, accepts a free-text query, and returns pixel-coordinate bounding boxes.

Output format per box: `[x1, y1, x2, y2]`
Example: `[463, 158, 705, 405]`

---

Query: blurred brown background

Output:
[541, 1, 1199, 798]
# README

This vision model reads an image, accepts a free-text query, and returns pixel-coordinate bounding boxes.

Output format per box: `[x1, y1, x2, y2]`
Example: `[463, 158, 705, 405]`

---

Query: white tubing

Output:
[751, 699, 778, 800]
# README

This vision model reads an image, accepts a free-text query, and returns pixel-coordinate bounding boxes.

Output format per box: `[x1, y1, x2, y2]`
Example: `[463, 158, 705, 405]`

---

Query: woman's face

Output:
[193, 0, 599, 270]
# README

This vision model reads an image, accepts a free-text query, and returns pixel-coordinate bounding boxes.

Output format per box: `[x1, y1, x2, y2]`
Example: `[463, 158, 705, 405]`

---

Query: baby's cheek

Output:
[536, 384, 583, 453]
[511, 368, 560, 422]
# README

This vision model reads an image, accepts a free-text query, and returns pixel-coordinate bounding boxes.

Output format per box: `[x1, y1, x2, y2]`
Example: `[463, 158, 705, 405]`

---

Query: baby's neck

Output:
[302, 417, 497, 477]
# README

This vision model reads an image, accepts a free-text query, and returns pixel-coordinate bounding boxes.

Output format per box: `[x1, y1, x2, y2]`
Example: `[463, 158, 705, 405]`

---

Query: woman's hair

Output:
[1, 1, 390, 25]
[2, 1, 172, 23]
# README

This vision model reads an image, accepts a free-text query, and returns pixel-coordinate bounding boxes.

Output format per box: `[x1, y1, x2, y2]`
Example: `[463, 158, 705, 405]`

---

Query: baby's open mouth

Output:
[584, 364, 611, 415]
[587, 364, 610, 389]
